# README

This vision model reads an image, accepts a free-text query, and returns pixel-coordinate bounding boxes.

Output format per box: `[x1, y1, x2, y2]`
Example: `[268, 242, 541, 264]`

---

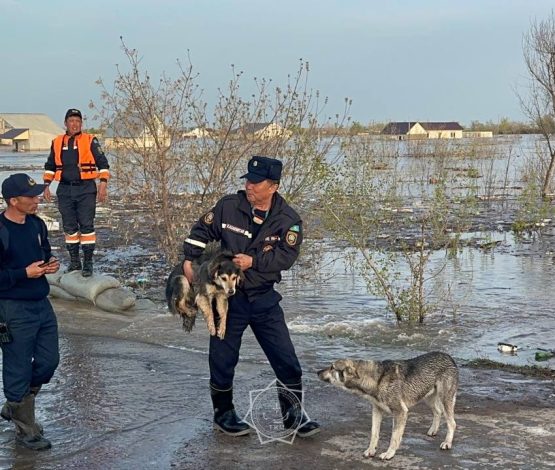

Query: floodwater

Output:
[1, 139, 554, 468]
[1, 138, 553, 366]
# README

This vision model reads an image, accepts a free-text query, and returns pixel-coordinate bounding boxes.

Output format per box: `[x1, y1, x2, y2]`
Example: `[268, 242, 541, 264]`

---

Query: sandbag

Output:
[45, 271, 64, 288]
[59, 271, 120, 303]
[95, 287, 136, 314]
[48, 285, 77, 301]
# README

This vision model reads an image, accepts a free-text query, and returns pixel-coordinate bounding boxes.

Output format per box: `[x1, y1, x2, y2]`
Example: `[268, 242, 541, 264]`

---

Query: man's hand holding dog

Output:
[183, 260, 194, 284]
[233, 253, 252, 271]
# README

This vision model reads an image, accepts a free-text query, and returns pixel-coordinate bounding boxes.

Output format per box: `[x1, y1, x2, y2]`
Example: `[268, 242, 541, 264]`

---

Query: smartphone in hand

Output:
[38, 259, 56, 268]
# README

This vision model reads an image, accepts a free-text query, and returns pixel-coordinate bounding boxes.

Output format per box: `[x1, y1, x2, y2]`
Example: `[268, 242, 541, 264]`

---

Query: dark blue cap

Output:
[2, 173, 46, 200]
[64, 108, 82, 120]
[241, 156, 282, 183]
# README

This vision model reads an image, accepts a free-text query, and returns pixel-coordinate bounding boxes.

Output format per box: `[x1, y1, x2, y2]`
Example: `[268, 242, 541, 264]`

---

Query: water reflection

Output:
[281, 231, 555, 368]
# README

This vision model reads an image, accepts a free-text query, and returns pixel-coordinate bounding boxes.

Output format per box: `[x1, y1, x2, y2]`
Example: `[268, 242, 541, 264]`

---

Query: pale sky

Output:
[0, 0, 553, 127]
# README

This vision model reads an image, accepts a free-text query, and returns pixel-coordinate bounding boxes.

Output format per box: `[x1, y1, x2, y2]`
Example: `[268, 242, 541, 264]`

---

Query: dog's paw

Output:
[440, 441, 452, 450]
[217, 328, 226, 340]
[208, 325, 216, 336]
[363, 448, 376, 458]
[427, 429, 438, 437]
[379, 450, 396, 460]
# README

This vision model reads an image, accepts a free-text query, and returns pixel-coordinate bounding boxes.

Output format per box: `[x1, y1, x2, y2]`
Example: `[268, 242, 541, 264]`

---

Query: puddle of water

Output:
[0, 334, 209, 469]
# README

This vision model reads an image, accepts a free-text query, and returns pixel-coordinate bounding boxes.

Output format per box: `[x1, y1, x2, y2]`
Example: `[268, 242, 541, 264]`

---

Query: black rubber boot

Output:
[5, 394, 51, 450]
[81, 244, 94, 277]
[278, 382, 320, 438]
[66, 243, 81, 272]
[211, 385, 250, 436]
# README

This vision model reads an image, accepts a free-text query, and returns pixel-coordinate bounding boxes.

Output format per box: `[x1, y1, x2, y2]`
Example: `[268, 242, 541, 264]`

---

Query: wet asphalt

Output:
[0, 299, 553, 470]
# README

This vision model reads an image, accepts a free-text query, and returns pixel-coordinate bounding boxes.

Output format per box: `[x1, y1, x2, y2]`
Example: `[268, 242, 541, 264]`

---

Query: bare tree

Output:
[91, 40, 350, 263]
[90, 39, 202, 261]
[320, 137, 478, 324]
[521, 11, 555, 198]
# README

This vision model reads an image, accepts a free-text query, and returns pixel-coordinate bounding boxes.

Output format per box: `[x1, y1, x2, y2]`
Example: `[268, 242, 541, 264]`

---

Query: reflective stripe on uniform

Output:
[80, 232, 96, 245]
[65, 232, 80, 244]
[185, 238, 207, 248]
[43, 170, 55, 182]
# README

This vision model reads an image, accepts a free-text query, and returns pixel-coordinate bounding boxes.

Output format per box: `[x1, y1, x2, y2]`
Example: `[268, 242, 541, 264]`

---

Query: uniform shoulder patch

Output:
[289, 225, 300, 233]
[203, 212, 214, 224]
[286, 230, 298, 246]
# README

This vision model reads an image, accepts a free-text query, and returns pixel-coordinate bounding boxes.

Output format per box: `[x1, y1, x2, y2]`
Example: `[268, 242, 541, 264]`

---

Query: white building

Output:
[0, 113, 63, 151]
[381, 121, 465, 140]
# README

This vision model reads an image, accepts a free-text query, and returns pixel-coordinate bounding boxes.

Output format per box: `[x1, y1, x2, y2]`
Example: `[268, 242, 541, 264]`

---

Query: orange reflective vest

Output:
[46, 133, 100, 182]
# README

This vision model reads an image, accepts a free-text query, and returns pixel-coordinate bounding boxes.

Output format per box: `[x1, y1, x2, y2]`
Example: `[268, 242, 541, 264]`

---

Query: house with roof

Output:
[0, 113, 64, 151]
[230, 122, 291, 140]
[381, 121, 464, 140]
[103, 113, 170, 149]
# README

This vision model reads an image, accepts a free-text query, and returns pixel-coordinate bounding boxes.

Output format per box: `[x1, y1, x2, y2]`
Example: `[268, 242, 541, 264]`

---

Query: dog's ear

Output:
[209, 260, 220, 281]
[334, 359, 358, 380]
[345, 363, 359, 380]
[237, 269, 245, 285]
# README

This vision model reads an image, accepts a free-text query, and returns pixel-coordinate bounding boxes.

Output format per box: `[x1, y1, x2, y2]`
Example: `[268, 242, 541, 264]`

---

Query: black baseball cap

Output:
[241, 156, 282, 183]
[2, 173, 46, 200]
[64, 108, 82, 120]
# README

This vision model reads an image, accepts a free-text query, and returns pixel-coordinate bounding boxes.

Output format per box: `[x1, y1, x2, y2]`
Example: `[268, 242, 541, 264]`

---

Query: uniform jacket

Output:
[183, 191, 303, 300]
[43, 133, 110, 183]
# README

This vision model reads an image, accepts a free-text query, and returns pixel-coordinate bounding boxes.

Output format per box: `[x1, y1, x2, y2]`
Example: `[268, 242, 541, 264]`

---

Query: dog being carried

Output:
[318, 351, 458, 460]
[166, 245, 242, 339]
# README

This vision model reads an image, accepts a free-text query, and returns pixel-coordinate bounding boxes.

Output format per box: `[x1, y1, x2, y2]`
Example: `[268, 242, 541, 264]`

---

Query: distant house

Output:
[103, 114, 169, 149]
[181, 127, 214, 139]
[0, 113, 63, 151]
[381, 121, 464, 140]
[462, 130, 493, 138]
[230, 122, 291, 140]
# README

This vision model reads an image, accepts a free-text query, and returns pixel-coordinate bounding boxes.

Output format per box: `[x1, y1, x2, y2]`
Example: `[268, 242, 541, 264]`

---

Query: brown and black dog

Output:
[166, 247, 242, 339]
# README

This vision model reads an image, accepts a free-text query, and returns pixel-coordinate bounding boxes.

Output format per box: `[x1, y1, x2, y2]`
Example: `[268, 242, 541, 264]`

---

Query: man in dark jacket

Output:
[182, 156, 319, 438]
[43, 108, 110, 277]
[0, 174, 60, 450]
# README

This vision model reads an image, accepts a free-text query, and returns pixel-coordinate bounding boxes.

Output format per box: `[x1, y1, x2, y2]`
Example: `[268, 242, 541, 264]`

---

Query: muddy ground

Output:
[0, 300, 552, 470]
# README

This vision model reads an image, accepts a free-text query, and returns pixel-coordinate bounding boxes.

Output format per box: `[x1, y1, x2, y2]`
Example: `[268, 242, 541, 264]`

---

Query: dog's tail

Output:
[167, 272, 197, 332]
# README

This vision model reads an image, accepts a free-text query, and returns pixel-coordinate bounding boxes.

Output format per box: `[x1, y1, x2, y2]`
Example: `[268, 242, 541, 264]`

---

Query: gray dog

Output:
[318, 351, 458, 460]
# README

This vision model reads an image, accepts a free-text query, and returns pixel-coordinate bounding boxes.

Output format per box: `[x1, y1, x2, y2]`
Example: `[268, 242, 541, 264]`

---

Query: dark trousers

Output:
[209, 291, 302, 390]
[0, 298, 59, 402]
[56, 181, 97, 235]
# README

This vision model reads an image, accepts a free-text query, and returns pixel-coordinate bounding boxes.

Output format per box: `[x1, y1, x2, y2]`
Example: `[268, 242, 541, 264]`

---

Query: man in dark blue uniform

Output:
[0, 174, 60, 450]
[182, 156, 320, 437]
[43, 108, 110, 277]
